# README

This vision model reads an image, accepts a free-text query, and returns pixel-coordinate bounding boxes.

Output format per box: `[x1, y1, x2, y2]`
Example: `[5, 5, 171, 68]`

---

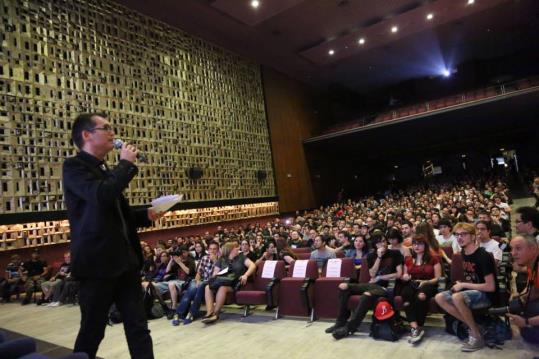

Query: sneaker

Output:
[171, 314, 181, 326]
[461, 335, 485, 352]
[47, 301, 61, 307]
[36, 298, 47, 306]
[408, 327, 425, 344]
[183, 317, 193, 325]
[332, 326, 350, 340]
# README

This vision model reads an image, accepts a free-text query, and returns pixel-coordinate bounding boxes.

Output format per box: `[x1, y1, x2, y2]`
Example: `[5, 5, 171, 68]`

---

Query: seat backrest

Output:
[322, 257, 355, 278]
[296, 252, 311, 260]
[358, 256, 371, 283]
[254, 260, 286, 290]
[287, 259, 319, 279]
[441, 246, 453, 259]
[450, 253, 464, 283]
[291, 247, 311, 254]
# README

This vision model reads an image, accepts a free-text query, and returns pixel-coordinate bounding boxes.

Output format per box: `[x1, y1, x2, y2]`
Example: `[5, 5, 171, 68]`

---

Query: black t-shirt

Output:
[216, 253, 247, 278]
[175, 256, 196, 281]
[23, 259, 47, 277]
[367, 249, 404, 288]
[462, 247, 498, 301]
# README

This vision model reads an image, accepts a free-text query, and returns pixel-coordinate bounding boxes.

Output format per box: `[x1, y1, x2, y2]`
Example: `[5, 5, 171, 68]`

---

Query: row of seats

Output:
[222, 255, 510, 323]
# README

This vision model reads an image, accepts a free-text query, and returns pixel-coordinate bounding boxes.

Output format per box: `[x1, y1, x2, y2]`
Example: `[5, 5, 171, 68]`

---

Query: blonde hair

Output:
[221, 240, 239, 257]
[453, 222, 476, 235]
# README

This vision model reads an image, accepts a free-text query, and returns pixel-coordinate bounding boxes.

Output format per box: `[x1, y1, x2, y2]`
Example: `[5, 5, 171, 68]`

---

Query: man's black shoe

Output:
[332, 326, 350, 340]
[325, 324, 341, 334]
[21, 298, 30, 305]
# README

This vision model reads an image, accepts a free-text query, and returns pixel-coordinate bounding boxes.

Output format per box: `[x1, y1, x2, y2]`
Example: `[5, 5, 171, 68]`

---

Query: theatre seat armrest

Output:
[300, 278, 315, 311]
[265, 278, 280, 308]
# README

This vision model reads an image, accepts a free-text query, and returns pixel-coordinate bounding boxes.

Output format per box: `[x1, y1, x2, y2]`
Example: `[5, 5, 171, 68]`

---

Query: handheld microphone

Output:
[113, 139, 148, 163]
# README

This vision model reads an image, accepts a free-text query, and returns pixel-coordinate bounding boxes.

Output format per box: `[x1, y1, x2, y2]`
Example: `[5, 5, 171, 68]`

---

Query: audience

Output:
[4, 173, 539, 352]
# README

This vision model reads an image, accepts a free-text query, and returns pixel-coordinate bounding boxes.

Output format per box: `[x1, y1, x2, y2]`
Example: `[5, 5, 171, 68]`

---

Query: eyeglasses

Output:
[454, 232, 470, 237]
[89, 124, 113, 132]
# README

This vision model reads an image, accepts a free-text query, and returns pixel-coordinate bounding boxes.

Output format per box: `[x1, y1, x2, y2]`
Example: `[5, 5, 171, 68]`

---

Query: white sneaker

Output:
[48, 301, 61, 307]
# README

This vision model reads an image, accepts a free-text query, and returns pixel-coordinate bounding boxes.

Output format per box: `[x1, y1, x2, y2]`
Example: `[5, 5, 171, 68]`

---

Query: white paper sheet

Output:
[216, 267, 229, 275]
[151, 194, 183, 212]
[261, 260, 277, 279]
[325, 258, 342, 278]
[292, 260, 308, 278]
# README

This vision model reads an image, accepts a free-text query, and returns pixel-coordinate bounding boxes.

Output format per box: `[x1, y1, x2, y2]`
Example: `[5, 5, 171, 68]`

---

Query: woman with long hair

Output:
[399, 235, 442, 344]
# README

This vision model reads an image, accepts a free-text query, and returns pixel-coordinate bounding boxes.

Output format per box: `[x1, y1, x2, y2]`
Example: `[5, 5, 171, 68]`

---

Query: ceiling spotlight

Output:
[394, 165, 399, 169]
[426, 13, 434, 20]
[391, 26, 398, 33]
[358, 37, 365, 45]
[442, 69, 451, 77]
[251, 0, 260, 8]
[500, 148, 505, 151]
[328, 49, 335, 55]
[467, 0, 475, 4]
[461, 154, 467, 158]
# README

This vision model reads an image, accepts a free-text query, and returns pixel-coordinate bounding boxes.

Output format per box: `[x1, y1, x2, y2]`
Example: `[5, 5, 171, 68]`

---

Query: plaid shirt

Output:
[197, 255, 215, 281]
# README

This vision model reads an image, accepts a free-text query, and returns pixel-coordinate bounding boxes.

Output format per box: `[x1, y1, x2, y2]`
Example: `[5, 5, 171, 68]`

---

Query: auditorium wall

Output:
[262, 67, 323, 213]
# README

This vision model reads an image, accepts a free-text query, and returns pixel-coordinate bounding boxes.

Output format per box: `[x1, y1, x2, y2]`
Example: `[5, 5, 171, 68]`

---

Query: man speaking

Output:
[63, 112, 162, 359]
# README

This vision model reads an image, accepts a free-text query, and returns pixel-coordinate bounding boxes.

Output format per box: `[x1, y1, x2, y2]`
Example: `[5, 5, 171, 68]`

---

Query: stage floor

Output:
[0, 302, 535, 359]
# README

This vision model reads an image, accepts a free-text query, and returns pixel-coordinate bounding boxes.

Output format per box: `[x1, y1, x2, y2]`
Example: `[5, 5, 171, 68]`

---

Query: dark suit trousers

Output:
[74, 270, 153, 359]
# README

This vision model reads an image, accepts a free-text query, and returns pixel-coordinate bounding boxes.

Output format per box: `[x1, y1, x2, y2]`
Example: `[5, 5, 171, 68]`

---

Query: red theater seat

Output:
[236, 260, 286, 317]
[313, 258, 356, 319]
[277, 259, 319, 320]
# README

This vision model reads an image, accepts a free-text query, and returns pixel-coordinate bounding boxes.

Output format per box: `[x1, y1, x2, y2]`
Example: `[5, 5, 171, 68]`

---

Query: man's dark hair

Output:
[386, 228, 403, 243]
[71, 112, 107, 149]
[338, 231, 351, 240]
[438, 218, 453, 228]
[516, 206, 539, 229]
[475, 220, 491, 232]
[401, 220, 413, 227]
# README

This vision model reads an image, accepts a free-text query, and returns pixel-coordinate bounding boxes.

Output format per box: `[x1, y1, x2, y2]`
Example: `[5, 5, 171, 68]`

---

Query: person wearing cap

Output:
[326, 233, 403, 340]
[400, 235, 442, 344]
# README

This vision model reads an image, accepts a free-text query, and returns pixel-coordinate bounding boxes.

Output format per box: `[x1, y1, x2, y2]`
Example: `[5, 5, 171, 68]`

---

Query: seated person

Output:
[345, 235, 368, 267]
[275, 237, 297, 265]
[142, 251, 171, 289]
[202, 240, 256, 324]
[326, 233, 403, 340]
[173, 241, 219, 325]
[41, 252, 71, 306]
[21, 249, 48, 305]
[2, 254, 23, 302]
[388, 227, 411, 259]
[240, 239, 258, 262]
[435, 222, 497, 352]
[310, 235, 336, 270]
[399, 235, 442, 344]
[289, 230, 308, 248]
[335, 231, 354, 257]
[255, 240, 278, 265]
[155, 245, 195, 310]
[507, 235, 539, 344]
[436, 219, 460, 265]
[476, 221, 502, 264]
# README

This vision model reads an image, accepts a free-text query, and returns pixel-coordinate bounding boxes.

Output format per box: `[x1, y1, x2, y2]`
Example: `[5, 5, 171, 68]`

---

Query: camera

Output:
[488, 298, 524, 316]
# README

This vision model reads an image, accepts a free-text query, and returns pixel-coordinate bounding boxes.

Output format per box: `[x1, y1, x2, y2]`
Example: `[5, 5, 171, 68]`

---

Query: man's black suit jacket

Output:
[63, 151, 151, 279]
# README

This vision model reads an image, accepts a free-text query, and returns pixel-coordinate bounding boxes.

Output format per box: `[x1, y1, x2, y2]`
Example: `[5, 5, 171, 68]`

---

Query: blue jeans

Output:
[176, 281, 207, 318]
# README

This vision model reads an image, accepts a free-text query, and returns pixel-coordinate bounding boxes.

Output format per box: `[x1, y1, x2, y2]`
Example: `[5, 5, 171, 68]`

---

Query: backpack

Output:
[143, 282, 170, 320]
[370, 297, 399, 341]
